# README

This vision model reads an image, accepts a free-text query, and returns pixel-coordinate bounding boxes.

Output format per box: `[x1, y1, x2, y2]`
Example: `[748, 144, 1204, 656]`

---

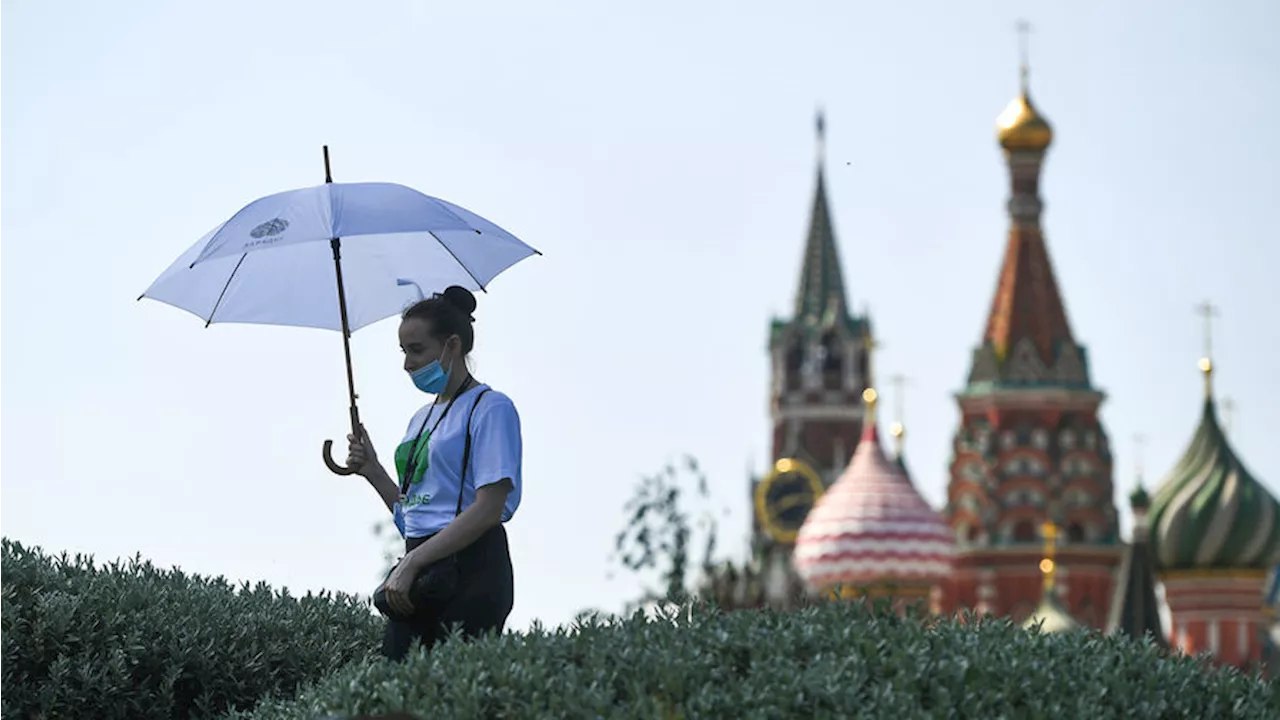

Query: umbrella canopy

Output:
[141, 180, 539, 332]
[140, 147, 540, 475]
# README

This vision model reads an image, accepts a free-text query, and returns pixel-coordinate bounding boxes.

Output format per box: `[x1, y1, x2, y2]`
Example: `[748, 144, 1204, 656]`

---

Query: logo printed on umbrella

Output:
[250, 218, 290, 239]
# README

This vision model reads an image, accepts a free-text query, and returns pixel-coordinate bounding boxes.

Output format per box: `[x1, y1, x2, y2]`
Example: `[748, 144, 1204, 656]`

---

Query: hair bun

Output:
[441, 286, 477, 321]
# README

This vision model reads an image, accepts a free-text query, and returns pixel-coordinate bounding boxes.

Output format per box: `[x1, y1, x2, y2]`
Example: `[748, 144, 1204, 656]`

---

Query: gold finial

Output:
[888, 374, 908, 457]
[1195, 300, 1219, 398]
[996, 19, 1053, 151]
[1040, 521, 1058, 591]
[862, 387, 878, 428]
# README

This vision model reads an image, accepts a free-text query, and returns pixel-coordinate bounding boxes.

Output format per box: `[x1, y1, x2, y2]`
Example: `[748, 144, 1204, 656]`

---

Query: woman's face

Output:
[399, 317, 456, 374]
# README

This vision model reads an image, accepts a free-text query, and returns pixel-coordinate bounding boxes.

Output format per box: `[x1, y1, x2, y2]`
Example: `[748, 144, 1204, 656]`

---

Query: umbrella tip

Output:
[136, 293, 145, 302]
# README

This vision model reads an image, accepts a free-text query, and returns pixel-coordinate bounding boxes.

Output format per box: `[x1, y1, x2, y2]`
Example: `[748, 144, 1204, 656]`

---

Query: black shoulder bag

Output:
[374, 387, 491, 619]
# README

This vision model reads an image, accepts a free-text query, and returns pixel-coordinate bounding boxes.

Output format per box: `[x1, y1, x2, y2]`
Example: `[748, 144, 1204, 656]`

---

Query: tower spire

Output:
[791, 112, 850, 328]
[860, 331, 882, 442]
[1134, 433, 1147, 482]
[1016, 19, 1032, 94]
[864, 330, 881, 391]
[1195, 300, 1218, 398]
[1131, 433, 1151, 536]
[975, 33, 1077, 380]
[1104, 436, 1164, 647]
[888, 374, 908, 460]
[861, 387, 879, 440]
[815, 107, 826, 166]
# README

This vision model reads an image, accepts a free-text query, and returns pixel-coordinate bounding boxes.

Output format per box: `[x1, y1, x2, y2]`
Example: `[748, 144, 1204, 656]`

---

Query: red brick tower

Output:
[937, 53, 1123, 627]
[751, 112, 873, 596]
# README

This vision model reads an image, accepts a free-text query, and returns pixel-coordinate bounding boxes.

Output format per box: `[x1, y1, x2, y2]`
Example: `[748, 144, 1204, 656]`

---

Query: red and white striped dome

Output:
[793, 391, 954, 594]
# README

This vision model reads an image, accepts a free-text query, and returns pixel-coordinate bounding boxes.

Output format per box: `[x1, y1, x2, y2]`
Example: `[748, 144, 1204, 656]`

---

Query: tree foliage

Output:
[609, 454, 725, 610]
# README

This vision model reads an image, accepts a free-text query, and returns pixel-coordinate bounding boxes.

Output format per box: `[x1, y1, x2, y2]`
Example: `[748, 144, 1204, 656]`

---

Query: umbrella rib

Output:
[205, 253, 249, 328]
[432, 231, 488, 293]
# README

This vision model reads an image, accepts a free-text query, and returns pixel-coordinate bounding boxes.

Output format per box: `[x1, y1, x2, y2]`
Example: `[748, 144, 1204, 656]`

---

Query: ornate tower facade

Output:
[938, 63, 1123, 627]
[752, 113, 874, 584]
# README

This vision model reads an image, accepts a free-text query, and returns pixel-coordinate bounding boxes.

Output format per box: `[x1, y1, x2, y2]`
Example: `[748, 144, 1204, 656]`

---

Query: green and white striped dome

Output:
[1148, 391, 1280, 573]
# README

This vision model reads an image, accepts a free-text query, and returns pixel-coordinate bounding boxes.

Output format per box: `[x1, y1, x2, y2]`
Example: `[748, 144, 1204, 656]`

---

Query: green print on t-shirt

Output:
[393, 431, 432, 489]
[402, 492, 432, 509]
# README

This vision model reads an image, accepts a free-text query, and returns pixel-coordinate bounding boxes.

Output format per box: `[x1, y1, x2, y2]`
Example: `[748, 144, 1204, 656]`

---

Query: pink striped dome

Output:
[793, 393, 954, 594]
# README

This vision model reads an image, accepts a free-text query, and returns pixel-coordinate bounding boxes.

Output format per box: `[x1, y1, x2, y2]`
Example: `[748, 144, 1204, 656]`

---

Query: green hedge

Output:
[231, 603, 1280, 720]
[1, 538, 383, 720]
[8, 536, 1280, 719]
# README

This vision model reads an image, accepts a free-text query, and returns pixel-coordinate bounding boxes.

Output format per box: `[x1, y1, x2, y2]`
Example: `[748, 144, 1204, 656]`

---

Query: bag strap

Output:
[455, 388, 492, 518]
[400, 377, 471, 497]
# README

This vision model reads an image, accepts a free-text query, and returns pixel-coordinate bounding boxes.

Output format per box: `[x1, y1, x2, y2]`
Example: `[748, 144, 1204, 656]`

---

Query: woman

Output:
[345, 285, 522, 661]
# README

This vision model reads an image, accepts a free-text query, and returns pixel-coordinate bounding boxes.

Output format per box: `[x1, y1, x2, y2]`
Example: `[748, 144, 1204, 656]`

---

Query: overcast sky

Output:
[4, 0, 1278, 630]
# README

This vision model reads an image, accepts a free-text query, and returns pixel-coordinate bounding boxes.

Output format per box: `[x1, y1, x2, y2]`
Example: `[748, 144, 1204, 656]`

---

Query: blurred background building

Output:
[718, 47, 1280, 675]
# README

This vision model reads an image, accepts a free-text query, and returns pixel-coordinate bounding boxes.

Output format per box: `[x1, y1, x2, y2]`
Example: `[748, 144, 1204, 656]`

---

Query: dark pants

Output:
[381, 523, 514, 661]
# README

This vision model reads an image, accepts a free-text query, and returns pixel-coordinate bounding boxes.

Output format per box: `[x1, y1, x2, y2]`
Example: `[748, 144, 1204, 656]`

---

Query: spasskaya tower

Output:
[752, 112, 874, 562]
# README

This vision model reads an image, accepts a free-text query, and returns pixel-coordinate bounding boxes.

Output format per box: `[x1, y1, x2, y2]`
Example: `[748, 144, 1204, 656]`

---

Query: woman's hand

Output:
[343, 426, 399, 513]
[382, 555, 419, 616]
[346, 425, 378, 477]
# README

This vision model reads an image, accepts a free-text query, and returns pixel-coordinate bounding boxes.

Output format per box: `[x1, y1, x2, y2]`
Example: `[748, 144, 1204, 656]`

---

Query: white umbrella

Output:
[140, 147, 540, 474]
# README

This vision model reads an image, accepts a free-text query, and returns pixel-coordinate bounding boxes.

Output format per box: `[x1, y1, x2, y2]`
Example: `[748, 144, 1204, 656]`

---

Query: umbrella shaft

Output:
[330, 237, 361, 436]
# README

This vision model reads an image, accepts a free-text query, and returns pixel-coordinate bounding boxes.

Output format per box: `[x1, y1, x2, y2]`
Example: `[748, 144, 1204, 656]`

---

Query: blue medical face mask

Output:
[410, 351, 452, 394]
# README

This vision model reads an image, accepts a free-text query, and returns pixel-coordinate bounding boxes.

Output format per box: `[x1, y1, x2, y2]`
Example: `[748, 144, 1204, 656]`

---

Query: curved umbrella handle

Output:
[322, 439, 359, 476]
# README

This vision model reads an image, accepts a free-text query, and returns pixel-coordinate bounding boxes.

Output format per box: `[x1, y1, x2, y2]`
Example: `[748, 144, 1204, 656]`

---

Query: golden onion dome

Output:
[996, 88, 1053, 151]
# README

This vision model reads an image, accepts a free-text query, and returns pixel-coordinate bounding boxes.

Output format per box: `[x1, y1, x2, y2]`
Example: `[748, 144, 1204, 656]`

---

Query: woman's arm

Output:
[402, 479, 513, 569]
[347, 426, 400, 514]
[363, 462, 401, 514]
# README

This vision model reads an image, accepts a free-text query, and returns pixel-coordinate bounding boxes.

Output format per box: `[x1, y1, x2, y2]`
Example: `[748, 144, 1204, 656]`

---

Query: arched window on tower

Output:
[1013, 520, 1037, 543]
[1066, 522, 1086, 545]
[785, 345, 803, 391]
[820, 331, 842, 389]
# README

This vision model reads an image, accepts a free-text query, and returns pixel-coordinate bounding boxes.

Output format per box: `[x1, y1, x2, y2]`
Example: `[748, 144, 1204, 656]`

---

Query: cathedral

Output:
[723, 48, 1280, 672]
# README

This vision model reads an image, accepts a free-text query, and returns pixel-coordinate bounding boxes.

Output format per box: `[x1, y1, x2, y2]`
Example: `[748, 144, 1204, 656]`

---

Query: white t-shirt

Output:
[391, 384, 523, 539]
